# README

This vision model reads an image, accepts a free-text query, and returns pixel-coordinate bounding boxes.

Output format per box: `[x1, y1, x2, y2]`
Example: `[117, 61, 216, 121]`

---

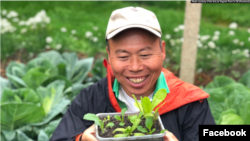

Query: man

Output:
[50, 7, 215, 141]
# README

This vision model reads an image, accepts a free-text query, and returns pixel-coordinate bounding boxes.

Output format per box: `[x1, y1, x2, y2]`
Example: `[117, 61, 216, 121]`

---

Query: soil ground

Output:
[98, 115, 162, 138]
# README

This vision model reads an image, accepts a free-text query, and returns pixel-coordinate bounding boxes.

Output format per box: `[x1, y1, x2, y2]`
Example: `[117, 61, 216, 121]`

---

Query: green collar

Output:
[113, 72, 170, 98]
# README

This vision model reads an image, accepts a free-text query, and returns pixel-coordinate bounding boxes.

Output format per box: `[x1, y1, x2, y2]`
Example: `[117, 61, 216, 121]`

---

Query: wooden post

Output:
[179, 1, 202, 84]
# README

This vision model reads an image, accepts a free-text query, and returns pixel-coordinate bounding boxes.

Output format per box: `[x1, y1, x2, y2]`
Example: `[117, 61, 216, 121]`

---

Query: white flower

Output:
[26, 17, 36, 26]
[169, 39, 175, 46]
[21, 41, 26, 46]
[85, 31, 93, 38]
[55, 44, 62, 50]
[93, 37, 98, 42]
[61, 27, 67, 32]
[165, 34, 171, 39]
[207, 55, 211, 59]
[93, 26, 98, 31]
[197, 40, 203, 48]
[229, 22, 238, 29]
[232, 49, 241, 54]
[71, 30, 76, 34]
[34, 10, 50, 24]
[239, 41, 244, 46]
[46, 36, 53, 44]
[200, 35, 210, 42]
[248, 28, 250, 33]
[233, 39, 239, 44]
[174, 27, 179, 32]
[212, 35, 219, 41]
[208, 41, 216, 49]
[12, 18, 19, 22]
[20, 28, 27, 34]
[1, 18, 16, 34]
[197, 35, 200, 39]
[180, 37, 184, 43]
[18, 21, 26, 26]
[197, 68, 203, 73]
[214, 31, 220, 35]
[6, 10, 18, 18]
[45, 45, 51, 49]
[74, 37, 78, 40]
[244, 49, 249, 58]
[178, 25, 184, 30]
[2, 10, 7, 15]
[228, 30, 235, 36]
[248, 37, 250, 42]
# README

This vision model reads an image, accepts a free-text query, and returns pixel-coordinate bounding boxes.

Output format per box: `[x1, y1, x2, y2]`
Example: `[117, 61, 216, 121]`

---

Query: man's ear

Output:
[161, 40, 166, 60]
[106, 46, 111, 64]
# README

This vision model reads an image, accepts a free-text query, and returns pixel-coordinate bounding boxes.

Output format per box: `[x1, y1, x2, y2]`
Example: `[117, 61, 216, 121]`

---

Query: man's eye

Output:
[141, 54, 151, 57]
[119, 56, 128, 59]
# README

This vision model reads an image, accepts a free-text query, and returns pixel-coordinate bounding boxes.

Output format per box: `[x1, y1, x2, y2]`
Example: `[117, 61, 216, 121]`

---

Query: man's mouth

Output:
[128, 76, 148, 84]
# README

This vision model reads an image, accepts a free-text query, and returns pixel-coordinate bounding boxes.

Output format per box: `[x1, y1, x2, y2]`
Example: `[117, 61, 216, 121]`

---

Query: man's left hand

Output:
[163, 131, 179, 141]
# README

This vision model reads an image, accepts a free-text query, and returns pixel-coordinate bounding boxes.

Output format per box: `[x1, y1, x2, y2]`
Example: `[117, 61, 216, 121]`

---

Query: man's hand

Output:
[163, 131, 179, 141]
[81, 124, 98, 141]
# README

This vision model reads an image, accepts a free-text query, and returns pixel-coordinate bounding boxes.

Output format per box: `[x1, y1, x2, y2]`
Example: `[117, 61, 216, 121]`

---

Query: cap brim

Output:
[106, 24, 161, 40]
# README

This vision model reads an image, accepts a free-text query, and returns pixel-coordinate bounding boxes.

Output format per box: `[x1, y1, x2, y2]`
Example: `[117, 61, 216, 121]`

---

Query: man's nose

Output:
[128, 56, 143, 72]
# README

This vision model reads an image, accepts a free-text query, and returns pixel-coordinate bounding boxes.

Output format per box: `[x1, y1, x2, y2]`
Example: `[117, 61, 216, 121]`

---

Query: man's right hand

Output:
[81, 124, 98, 141]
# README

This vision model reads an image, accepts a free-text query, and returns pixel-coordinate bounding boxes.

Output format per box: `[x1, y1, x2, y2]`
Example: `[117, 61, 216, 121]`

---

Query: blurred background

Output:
[1, 1, 250, 141]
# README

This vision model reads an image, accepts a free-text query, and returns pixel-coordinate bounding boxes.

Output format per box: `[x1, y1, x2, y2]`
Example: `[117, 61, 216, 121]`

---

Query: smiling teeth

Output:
[129, 78, 145, 83]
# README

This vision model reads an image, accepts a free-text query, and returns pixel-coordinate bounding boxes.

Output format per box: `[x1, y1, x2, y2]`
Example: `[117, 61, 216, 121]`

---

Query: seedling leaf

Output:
[113, 128, 126, 134]
[114, 134, 129, 138]
[160, 129, 168, 133]
[137, 126, 148, 133]
[151, 128, 156, 134]
[141, 97, 152, 115]
[151, 89, 167, 111]
[83, 113, 100, 125]
[145, 117, 153, 130]
[106, 122, 114, 128]
[119, 122, 125, 126]
[131, 118, 141, 132]
[114, 115, 121, 121]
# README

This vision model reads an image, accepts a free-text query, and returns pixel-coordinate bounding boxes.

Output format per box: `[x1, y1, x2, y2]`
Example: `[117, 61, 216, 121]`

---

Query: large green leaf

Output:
[32, 80, 70, 126]
[2, 130, 16, 141]
[1, 103, 45, 130]
[239, 70, 250, 89]
[239, 101, 250, 124]
[44, 118, 61, 138]
[6, 74, 27, 89]
[220, 113, 244, 125]
[22, 68, 49, 89]
[6, 62, 26, 78]
[141, 97, 152, 115]
[62, 52, 78, 79]
[37, 50, 65, 67]
[0, 76, 11, 97]
[205, 76, 235, 89]
[38, 130, 49, 141]
[69, 57, 94, 84]
[16, 130, 33, 141]
[1, 89, 22, 104]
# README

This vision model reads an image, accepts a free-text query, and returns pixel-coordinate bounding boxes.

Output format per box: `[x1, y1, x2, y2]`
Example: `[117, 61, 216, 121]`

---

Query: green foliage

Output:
[114, 108, 127, 126]
[137, 117, 155, 135]
[133, 89, 167, 118]
[239, 70, 250, 89]
[204, 72, 250, 124]
[113, 118, 144, 137]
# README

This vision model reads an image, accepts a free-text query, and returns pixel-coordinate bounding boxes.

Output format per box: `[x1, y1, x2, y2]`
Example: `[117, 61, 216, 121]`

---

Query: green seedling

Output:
[128, 112, 143, 124]
[133, 88, 167, 119]
[113, 118, 145, 137]
[160, 129, 168, 133]
[137, 117, 155, 134]
[83, 113, 114, 134]
[107, 115, 110, 121]
[114, 108, 127, 126]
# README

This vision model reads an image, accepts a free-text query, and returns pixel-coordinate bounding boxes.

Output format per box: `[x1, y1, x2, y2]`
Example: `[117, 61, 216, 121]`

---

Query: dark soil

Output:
[98, 115, 162, 138]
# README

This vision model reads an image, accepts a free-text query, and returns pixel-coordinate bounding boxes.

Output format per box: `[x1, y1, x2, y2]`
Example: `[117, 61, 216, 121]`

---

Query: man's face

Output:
[107, 28, 166, 98]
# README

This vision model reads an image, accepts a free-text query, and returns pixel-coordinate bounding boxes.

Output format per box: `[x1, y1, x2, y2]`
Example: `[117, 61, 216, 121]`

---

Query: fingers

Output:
[81, 124, 98, 141]
[163, 131, 179, 141]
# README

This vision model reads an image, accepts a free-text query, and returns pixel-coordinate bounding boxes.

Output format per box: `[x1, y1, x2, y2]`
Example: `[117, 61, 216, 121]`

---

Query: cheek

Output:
[110, 59, 126, 75]
[144, 57, 163, 71]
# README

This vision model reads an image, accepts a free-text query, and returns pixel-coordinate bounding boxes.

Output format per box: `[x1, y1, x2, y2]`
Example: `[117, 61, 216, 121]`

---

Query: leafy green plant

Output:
[204, 72, 250, 124]
[113, 118, 144, 137]
[128, 112, 143, 124]
[132, 89, 167, 119]
[114, 108, 127, 126]
[137, 117, 155, 134]
[83, 113, 114, 134]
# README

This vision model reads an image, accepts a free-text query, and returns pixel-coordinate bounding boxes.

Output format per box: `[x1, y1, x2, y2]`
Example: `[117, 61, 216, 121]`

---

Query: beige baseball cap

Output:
[106, 7, 162, 40]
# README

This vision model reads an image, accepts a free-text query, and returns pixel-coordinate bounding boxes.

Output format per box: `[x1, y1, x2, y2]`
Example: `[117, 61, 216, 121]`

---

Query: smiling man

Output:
[50, 7, 215, 141]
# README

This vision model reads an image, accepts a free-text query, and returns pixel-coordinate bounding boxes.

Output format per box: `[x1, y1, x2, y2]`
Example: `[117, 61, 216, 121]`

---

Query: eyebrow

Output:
[115, 47, 152, 54]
